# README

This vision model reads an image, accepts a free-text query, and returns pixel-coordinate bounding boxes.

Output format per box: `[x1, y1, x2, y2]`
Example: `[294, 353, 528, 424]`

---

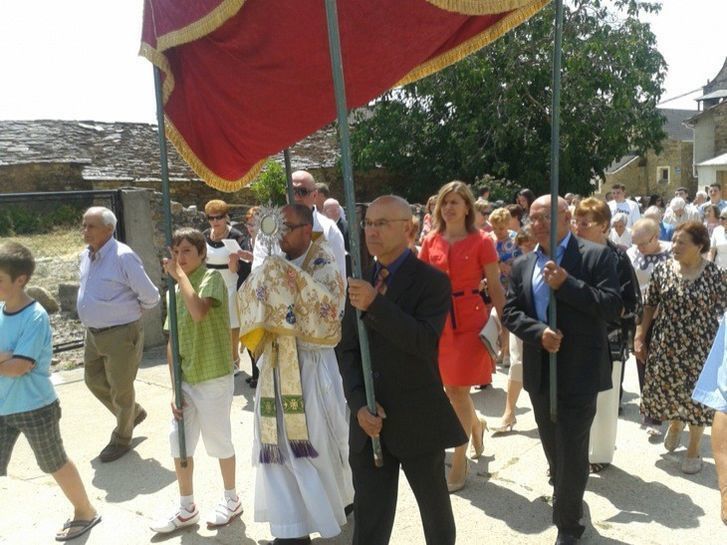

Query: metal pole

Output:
[323, 0, 383, 467]
[548, 0, 564, 424]
[153, 66, 188, 466]
[283, 148, 295, 204]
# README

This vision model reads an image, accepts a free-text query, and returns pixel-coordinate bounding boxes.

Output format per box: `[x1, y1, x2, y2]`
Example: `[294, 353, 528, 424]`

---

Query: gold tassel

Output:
[425, 0, 536, 15]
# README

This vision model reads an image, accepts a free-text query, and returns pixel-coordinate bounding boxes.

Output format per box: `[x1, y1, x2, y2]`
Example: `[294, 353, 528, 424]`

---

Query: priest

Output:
[238, 204, 352, 544]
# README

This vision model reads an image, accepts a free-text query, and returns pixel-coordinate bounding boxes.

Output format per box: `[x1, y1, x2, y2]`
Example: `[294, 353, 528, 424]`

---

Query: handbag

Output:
[479, 308, 501, 361]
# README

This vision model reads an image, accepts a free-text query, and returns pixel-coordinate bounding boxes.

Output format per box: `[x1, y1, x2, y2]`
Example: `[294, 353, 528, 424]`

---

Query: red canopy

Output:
[140, 0, 548, 191]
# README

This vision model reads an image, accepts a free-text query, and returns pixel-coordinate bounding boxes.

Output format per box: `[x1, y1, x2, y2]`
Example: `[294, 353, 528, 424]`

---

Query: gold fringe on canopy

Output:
[399, 0, 549, 86]
[154, 0, 247, 53]
[425, 0, 537, 15]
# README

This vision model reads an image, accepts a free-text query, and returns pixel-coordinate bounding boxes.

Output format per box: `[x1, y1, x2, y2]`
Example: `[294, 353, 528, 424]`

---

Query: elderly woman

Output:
[692, 311, 727, 524]
[635, 222, 727, 473]
[203, 199, 250, 373]
[608, 212, 632, 250]
[574, 198, 641, 472]
[704, 204, 722, 237]
[419, 181, 505, 492]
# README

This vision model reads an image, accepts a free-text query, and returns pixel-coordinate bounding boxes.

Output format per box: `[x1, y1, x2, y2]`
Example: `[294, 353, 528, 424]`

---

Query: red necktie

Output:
[374, 267, 389, 295]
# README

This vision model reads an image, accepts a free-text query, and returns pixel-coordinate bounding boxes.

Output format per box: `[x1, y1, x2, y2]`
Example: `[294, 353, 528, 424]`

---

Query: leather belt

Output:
[88, 322, 133, 335]
[206, 263, 228, 270]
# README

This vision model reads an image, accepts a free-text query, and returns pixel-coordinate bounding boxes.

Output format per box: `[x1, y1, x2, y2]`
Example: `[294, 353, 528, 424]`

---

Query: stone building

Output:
[602, 108, 697, 197]
[0, 119, 396, 205]
[686, 58, 727, 189]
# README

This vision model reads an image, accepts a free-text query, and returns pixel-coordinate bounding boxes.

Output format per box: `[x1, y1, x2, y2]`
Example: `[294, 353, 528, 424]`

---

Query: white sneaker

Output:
[206, 496, 243, 527]
[150, 505, 200, 533]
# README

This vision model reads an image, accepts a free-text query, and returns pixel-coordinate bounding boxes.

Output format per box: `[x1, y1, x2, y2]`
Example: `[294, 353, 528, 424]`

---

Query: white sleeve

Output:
[251, 236, 283, 271]
[630, 201, 641, 224]
[326, 223, 347, 282]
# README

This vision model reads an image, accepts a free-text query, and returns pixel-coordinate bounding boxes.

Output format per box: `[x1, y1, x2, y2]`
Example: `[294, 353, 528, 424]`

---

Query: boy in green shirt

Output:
[151, 228, 241, 533]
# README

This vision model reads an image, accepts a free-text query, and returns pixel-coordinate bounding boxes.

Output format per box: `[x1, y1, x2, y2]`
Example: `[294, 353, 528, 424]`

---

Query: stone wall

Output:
[604, 138, 696, 197]
[714, 101, 727, 157]
[0, 162, 92, 193]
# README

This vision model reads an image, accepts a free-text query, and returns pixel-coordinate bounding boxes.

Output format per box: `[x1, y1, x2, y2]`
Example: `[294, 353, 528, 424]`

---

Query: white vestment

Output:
[252, 251, 353, 539]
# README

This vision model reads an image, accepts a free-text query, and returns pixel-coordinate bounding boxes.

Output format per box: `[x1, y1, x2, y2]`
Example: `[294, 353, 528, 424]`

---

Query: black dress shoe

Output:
[555, 532, 580, 545]
[99, 442, 131, 463]
[272, 537, 311, 544]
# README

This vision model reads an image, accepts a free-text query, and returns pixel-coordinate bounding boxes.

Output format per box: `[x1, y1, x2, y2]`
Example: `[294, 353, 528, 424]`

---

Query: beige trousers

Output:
[83, 320, 144, 447]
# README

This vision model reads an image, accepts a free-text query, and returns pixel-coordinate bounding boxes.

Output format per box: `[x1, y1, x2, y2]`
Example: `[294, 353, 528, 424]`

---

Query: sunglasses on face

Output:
[293, 187, 313, 197]
[207, 214, 226, 221]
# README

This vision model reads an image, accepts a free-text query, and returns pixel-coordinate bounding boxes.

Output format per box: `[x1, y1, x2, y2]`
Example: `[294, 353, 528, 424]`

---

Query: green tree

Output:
[250, 159, 287, 205]
[351, 0, 666, 200]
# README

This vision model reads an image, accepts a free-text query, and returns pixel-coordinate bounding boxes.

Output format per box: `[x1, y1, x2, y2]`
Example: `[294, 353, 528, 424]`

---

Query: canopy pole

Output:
[323, 0, 383, 467]
[283, 149, 295, 204]
[548, 0, 564, 424]
[153, 66, 188, 466]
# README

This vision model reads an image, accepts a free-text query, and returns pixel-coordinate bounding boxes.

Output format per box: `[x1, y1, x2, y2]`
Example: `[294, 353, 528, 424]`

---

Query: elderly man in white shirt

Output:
[78, 207, 160, 463]
[252, 171, 347, 283]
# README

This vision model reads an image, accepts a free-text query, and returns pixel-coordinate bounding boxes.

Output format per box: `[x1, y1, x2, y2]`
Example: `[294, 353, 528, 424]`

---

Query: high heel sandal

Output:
[491, 418, 517, 435]
[447, 461, 469, 493]
[469, 418, 488, 459]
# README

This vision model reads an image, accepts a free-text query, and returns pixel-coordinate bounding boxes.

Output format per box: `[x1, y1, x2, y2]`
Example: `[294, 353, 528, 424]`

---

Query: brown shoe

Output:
[133, 409, 147, 428]
[99, 443, 131, 463]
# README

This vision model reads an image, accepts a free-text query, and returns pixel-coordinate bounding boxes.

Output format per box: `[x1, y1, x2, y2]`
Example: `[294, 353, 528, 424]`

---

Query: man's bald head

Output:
[292, 170, 318, 208]
[365, 195, 412, 265]
[529, 195, 571, 251]
[369, 195, 412, 217]
[323, 198, 341, 221]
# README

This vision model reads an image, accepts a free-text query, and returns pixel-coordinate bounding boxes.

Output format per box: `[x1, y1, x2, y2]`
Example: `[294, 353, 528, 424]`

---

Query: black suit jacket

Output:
[501, 235, 622, 396]
[340, 251, 466, 459]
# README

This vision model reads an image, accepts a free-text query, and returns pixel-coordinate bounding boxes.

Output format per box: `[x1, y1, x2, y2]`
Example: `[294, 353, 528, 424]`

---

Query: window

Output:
[657, 166, 670, 184]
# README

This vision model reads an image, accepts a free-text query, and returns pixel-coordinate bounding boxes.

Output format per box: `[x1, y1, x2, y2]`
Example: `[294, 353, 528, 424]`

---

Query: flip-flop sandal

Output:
[589, 463, 610, 474]
[55, 514, 102, 542]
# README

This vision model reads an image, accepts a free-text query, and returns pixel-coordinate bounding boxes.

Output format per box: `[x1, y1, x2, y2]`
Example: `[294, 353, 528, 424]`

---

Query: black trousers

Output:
[530, 390, 598, 539]
[349, 439, 455, 545]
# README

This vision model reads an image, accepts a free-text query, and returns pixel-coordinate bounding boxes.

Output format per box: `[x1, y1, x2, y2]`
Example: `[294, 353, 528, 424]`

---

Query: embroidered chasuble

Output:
[238, 236, 344, 463]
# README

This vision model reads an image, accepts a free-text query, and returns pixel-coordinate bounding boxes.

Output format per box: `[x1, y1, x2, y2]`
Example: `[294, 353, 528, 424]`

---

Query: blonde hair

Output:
[574, 197, 611, 227]
[204, 199, 229, 216]
[488, 207, 512, 228]
[433, 181, 476, 234]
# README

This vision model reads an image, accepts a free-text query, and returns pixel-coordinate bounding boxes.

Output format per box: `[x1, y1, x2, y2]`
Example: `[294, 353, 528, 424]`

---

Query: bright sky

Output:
[0, 1, 724, 122]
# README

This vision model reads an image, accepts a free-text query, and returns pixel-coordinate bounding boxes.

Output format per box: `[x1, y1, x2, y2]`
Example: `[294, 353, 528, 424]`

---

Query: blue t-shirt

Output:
[0, 301, 57, 416]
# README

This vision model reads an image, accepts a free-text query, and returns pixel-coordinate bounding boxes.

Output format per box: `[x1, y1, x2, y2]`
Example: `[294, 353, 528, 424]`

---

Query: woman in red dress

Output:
[419, 181, 505, 492]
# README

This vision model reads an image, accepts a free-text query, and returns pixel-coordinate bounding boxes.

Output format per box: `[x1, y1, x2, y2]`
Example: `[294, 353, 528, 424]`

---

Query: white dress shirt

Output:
[77, 238, 160, 328]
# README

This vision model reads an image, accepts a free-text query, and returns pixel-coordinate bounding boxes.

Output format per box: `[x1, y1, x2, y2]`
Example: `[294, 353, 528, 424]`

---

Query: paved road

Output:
[2, 348, 724, 545]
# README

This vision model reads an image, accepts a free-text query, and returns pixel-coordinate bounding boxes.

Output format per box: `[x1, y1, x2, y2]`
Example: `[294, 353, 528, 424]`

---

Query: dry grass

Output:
[6, 227, 85, 260]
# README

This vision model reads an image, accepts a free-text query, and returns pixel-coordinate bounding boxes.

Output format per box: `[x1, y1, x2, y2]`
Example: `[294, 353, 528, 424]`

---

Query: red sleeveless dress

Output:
[419, 231, 497, 386]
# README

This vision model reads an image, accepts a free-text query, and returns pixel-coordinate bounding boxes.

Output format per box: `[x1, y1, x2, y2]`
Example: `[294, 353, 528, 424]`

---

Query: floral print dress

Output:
[640, 259, 727, 425]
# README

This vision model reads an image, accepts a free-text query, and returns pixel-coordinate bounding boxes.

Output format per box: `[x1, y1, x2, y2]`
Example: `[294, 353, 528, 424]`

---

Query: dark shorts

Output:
[0, 400, 68, 475]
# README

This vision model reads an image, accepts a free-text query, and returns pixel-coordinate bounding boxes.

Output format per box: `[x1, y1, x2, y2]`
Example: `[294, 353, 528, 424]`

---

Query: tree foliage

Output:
[250, 159, 287, 205]
[351, 0, 667, 200]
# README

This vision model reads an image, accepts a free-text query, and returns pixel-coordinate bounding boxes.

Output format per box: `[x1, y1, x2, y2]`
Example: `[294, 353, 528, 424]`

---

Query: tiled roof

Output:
[0, 119, 338, 182]
[659, 108, 696, 142]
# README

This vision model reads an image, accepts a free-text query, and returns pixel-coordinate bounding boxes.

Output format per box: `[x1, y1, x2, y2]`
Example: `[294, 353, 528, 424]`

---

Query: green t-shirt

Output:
[164, 266, 232, 384]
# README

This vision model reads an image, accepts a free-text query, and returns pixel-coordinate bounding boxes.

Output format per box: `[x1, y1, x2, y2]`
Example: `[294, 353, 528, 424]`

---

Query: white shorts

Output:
[169, 374, 235, 459]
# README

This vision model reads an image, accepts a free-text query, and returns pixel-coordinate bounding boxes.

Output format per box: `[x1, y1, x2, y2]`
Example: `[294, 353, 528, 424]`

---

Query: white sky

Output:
[0, 1, 724, 123]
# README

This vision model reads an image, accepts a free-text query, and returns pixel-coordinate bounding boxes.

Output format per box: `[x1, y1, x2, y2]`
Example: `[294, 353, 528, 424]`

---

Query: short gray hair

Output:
[84, 206, 117, 229]
[611, 212, 629, 226]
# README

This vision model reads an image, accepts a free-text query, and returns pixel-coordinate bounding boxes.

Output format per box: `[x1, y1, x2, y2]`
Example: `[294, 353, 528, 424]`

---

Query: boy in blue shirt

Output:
[0, 242, 100, 541]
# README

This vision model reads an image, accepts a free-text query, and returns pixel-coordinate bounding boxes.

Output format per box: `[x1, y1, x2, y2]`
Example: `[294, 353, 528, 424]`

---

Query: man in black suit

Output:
[501, 195, 622, 545]
[340, 195, 466, 545]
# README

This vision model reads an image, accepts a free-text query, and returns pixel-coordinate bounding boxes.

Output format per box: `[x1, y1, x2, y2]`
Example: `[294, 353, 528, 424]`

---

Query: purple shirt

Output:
[77, 238, 160, 328]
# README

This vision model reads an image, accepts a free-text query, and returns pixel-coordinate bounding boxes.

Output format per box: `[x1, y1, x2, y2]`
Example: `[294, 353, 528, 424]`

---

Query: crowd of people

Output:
[1, 174, 726, 544]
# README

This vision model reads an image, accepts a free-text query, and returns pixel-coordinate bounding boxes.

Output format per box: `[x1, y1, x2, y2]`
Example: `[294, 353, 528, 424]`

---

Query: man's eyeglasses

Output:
[360, 218, 410, 230]
[293, 187, 313, 197]
[283, 222, 309, 232]
[207, 214, 226, 221]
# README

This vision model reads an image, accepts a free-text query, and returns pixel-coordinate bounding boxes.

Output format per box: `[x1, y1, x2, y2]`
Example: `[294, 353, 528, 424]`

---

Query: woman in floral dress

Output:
[635, 221, 727, 474]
